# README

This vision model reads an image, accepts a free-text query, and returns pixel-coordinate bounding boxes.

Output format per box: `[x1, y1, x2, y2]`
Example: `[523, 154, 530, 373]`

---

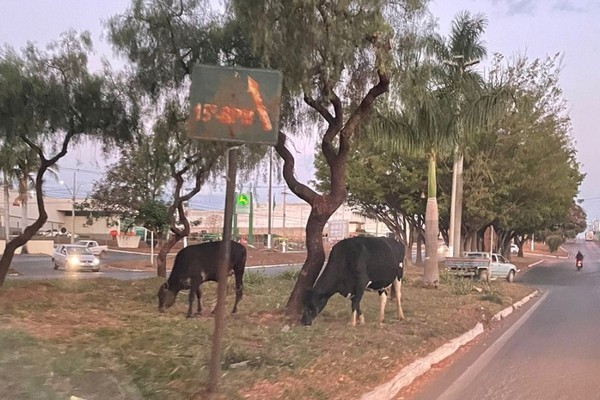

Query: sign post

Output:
[188, 64, 282, 396]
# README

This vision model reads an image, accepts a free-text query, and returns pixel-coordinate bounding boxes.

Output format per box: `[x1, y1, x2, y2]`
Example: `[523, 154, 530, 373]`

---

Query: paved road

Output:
[400, 240, 600, 400]
[7, 250, 303, 281]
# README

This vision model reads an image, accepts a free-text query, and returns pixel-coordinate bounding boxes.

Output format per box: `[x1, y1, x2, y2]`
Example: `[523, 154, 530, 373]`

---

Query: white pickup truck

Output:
[75, 240, 109, 258]
[445, 251, 517, 283]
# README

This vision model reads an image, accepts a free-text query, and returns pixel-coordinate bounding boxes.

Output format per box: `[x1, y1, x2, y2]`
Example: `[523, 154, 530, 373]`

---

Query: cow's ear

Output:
[162, 282, 169, 290]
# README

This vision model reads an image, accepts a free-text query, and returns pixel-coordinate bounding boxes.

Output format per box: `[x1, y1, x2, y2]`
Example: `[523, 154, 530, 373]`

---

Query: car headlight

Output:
[67, 256, 80, 265]
[92, 258, 100, 266]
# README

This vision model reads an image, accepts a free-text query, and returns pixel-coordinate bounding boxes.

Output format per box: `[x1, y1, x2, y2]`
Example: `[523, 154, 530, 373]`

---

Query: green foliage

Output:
[440, 271, 473, 295]
[475, 55, 584, 242]
[545, 235, 564, 253]
[137, 199, 170, 236]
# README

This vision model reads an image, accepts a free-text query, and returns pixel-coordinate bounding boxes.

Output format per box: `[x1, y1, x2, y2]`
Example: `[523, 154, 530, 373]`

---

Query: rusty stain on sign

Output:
[188, 65, 282, 145]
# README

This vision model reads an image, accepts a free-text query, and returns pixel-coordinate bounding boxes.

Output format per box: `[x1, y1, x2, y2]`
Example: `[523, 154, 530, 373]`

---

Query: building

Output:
[1, 188, 390, 243]
[187, 200, 391, 245]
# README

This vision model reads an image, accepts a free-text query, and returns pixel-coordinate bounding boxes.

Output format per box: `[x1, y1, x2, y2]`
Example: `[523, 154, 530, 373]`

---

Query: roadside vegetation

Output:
[0, 263, 536, 400]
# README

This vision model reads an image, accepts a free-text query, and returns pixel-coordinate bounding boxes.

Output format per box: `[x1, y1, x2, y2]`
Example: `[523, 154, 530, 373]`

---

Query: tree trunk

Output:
[424, 197, 440, 287]
[285, 212, 329, 318]
[416, 234, 423, 264]
[451, 152, 464, 257]
[3, 181, 10, 240]
[423, 155, 439, 287]
[0, 170, 49, 286]
[157, 233, 182, 278]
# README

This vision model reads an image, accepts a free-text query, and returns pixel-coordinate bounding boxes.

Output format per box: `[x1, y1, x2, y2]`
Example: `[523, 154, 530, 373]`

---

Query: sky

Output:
[1, 0, 599, 223]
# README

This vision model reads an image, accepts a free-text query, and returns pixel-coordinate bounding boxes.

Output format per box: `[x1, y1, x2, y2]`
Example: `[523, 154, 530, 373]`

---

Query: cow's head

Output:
[157, 282, 177, 312]
[301, 288, 328, 326]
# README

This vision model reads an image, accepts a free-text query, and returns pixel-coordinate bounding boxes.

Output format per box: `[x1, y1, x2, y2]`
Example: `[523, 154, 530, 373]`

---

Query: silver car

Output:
[52, 244, 100, 272]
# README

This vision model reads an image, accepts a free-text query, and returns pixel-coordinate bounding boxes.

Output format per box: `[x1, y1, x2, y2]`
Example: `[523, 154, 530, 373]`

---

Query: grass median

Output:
[0, 265, 536, 400]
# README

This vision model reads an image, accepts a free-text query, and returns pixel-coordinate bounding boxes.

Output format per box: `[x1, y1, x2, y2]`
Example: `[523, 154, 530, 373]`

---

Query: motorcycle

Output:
[576, 259, 583, 271]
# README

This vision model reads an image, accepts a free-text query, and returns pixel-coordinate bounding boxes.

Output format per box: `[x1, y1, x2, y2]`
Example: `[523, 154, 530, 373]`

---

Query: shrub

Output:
[545, 235, 564, 253]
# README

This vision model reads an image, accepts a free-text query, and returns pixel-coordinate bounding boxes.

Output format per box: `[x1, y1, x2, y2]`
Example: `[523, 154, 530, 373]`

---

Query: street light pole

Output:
[70, 172, 76, 244]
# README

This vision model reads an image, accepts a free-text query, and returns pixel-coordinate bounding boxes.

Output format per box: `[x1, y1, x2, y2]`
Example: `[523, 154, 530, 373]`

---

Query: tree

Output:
[313, 132, 454, 265]
[0, 32, 137, 286]
[107, 0, 268, 277]
[231, 0, 427, 316]
[460, 54, 584, 256]
[429, 11, 489, 257]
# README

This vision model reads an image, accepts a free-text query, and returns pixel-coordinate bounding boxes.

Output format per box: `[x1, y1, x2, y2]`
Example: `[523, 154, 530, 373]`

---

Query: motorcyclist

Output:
[576, 251, 584, 269]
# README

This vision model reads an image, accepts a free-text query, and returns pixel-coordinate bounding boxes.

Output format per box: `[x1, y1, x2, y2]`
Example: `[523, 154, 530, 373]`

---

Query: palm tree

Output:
[369, 70, 457, 287]
[430, 11, 489, 256]
[0, 145, 19, 241]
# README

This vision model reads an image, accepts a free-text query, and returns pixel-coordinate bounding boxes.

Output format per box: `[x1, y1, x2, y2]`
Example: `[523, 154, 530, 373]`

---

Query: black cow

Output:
[301, 236, 404, 326]
[157, 240, 246, 318]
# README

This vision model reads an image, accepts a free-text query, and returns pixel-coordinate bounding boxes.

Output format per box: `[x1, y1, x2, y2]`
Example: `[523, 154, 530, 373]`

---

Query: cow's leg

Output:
[350, 290, 365, 326]
[393, 278, 404, 320]
[231, 272, 244, 314]
[187, 285, 197, 318]
[379, 288, 390, 324]
[197, 285, 203, 314]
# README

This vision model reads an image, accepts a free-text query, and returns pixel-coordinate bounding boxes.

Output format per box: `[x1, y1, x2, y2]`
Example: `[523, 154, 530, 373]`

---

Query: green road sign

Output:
[235, 193, 251, 214]
[188, 64, 282, 145]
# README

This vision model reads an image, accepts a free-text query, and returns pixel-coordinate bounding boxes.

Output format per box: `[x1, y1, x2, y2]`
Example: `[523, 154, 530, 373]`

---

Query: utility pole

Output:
[3, 174, 10, 241]
[267, 148, 273, 249]
[447, 55, 479, 257]
[71, 172, 76, 244]
[282, 189, 289, 234]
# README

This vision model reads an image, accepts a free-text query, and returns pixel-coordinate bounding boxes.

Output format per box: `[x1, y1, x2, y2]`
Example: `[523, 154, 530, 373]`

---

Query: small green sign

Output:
[236, 193, 250, 206]
[188, 64, 282, 145]
[235, 193, 251, 214]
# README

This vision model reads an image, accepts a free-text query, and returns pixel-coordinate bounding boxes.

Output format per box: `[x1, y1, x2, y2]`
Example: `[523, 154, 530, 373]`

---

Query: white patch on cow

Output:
[183, 277, 192, 287]
[365, 280, 372, 289]
[200, 271, 207, 281]
[351, 310, 357, 327]
[399, 261, 403, 269]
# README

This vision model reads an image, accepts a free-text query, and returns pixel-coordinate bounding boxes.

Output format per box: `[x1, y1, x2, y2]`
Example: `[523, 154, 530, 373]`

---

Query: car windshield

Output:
[66, 247, 92, 255]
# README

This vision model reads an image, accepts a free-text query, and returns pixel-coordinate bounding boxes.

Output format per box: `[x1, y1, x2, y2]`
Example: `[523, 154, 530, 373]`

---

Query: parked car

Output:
[39, 228, 79, 238]
[199, 232, 222, 242]
[52, 244, 100, 272]
[510, 243, 519, 254]
[75, 240, 108, 258]
[463, 251, 517, 282]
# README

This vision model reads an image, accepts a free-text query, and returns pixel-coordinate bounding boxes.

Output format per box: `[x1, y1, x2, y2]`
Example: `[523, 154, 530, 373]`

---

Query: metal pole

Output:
[150, 230, 154, 266]
[267, 148, 273, 249]
[207, 146, 238, 394]
[448, 147, 458, 255]
[3, 177, 10, 241]
[248, 192, 254, 245]
[71, 172, 76, 244]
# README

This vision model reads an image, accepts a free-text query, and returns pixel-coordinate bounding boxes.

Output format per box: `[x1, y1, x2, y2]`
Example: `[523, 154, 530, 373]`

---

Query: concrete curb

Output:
[361, 323, 484, 400]
[360, 288, 540, 400]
